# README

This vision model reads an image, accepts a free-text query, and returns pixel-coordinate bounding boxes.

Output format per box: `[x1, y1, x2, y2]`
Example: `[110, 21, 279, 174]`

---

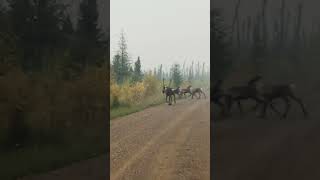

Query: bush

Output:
[0, 64, 108, 149]
[143, 74, 159, 96]
[110, 74, 160, 109]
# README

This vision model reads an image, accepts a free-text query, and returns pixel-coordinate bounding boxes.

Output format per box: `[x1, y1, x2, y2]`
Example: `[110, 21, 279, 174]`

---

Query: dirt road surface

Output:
[22, 98, 210, 180]
[214, 92, 320, 180]
[111, 99, 210, 180]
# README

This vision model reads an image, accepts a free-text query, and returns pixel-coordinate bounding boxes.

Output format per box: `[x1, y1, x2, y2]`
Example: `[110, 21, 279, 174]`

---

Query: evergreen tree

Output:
[112, 54, 122, 83]
[157, 64, 163, 80]
[0, 1, 9, 34]
[111, 31, 131, 84]
[62, 14, 74, 35]
[211, 9, 231, 80]
[171, 64, 183, 87]
[133, 56, 143, 82]
[7, 0, 35, 70]
[7, 0, 66, 71]
[118, 30, 130, 81]
[74, 0, 106, 68]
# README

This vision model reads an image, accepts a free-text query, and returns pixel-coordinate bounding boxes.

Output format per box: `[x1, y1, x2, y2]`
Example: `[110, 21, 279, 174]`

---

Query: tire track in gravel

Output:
[111, 99, 210, 180]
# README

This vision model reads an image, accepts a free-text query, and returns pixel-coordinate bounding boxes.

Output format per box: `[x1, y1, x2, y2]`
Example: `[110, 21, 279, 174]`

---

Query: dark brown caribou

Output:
[224, 75, 282, 117]
[253, 81, 308, 119]
[179, 85, 193, 98]
[162, 79, 176, 105]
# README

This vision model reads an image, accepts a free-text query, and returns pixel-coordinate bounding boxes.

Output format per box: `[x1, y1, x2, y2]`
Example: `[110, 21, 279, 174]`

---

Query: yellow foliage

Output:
[110, 74, 160, 108]
[143, 74, 159, 96]
[0, 64, 108, 129]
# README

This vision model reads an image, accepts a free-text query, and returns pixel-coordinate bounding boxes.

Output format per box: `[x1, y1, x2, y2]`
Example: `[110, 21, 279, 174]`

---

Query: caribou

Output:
[224, 75, 282, 117]
[191, 86, 207, 99]
[173, 87, 183, 98]
[179, 85, 193, 98]
[253, 81, 308, 119]
[162, 79, 176, 105]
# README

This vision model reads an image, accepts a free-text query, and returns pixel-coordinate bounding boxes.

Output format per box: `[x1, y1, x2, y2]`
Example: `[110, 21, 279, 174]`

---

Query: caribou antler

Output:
[247, 75, 263, 86]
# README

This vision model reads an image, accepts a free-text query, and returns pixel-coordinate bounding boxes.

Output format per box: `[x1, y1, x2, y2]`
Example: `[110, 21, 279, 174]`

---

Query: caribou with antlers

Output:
[224, 75, 282, 117]
[253, 81, 308, 119]
[162, 79, 176, 105]
[179, 85, 193, 98]
[191, 86, 207, 99]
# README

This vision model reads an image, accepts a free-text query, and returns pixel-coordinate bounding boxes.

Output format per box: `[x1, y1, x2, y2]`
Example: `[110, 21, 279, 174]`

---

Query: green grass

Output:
[0, 128, 107, 180]
[110, 95, 165, 119]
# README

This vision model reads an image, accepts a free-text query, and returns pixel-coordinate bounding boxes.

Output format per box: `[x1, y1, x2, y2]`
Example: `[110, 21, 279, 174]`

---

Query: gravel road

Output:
[22, 98, 210, 180]
[214, 92, 320, 180]
[111, 98, 210, 180]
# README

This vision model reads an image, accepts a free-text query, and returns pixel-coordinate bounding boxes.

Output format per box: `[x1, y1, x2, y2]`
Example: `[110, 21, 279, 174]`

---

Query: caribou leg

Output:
[282, 97, 291, 118]
[237, 100, 243, 113]
[289, 94, 308, 117]
[202, 92, 206, 99]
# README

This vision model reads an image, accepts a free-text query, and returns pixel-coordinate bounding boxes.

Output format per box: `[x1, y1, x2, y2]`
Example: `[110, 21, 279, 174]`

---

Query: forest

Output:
[212, 0, 320, 90]
[0, 0, 108, 179]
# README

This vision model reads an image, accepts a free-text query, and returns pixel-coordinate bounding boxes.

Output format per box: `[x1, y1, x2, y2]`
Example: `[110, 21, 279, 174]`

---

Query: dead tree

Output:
[231, 0, 241, 48]
[279, 0, 286, 49]
[261, 0, 268, 50]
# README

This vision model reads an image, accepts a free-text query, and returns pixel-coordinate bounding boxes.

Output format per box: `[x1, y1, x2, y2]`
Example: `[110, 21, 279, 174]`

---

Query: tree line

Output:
[111, 31, 210, 88]
[212, 0, 320, 81]
[0, 0, 108, 76]
[230, 0, 320, 71]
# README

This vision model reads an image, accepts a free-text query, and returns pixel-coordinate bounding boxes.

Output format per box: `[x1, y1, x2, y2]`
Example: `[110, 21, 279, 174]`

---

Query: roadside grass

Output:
[111, 94, 165, 119]
[0, 128, 107, 180]
[110, 80, 211, 120]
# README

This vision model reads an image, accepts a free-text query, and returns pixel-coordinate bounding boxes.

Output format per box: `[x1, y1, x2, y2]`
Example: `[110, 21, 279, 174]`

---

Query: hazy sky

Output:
[111, 0, 210, 71]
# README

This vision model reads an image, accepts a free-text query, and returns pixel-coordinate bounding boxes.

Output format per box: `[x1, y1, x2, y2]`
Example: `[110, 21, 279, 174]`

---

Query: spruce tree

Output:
[171, 64, 183, 87]
[211, 9, 231, 80]
[8, 0, 66, 71]
[133, 56, 143, 82]
[75, 0, 106, 68]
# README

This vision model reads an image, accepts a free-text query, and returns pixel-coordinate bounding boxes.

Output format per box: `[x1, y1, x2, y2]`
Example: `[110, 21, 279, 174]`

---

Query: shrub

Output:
[143, 74, 159, 96]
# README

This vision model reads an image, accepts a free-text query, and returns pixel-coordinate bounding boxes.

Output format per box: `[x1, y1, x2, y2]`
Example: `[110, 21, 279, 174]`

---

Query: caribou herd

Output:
[162, 79, 206, 105]
[212, 75, 309, 119]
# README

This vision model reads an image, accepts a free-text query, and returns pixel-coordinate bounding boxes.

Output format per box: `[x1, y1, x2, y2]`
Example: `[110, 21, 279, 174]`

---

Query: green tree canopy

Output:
[132, 56, 143, 82]
[171, 63, 183, 87]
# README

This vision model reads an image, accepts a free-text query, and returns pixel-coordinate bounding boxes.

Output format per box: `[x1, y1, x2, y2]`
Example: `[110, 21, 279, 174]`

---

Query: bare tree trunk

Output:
[236, 16, 241, 48]
[242, 20, 246, 45]
[279, 0, 286, 48]
[247, 16, 252, 44]
[284, 11, 291, 48]
[231, 0, 241, 48]
[261, 0, 268, 51]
